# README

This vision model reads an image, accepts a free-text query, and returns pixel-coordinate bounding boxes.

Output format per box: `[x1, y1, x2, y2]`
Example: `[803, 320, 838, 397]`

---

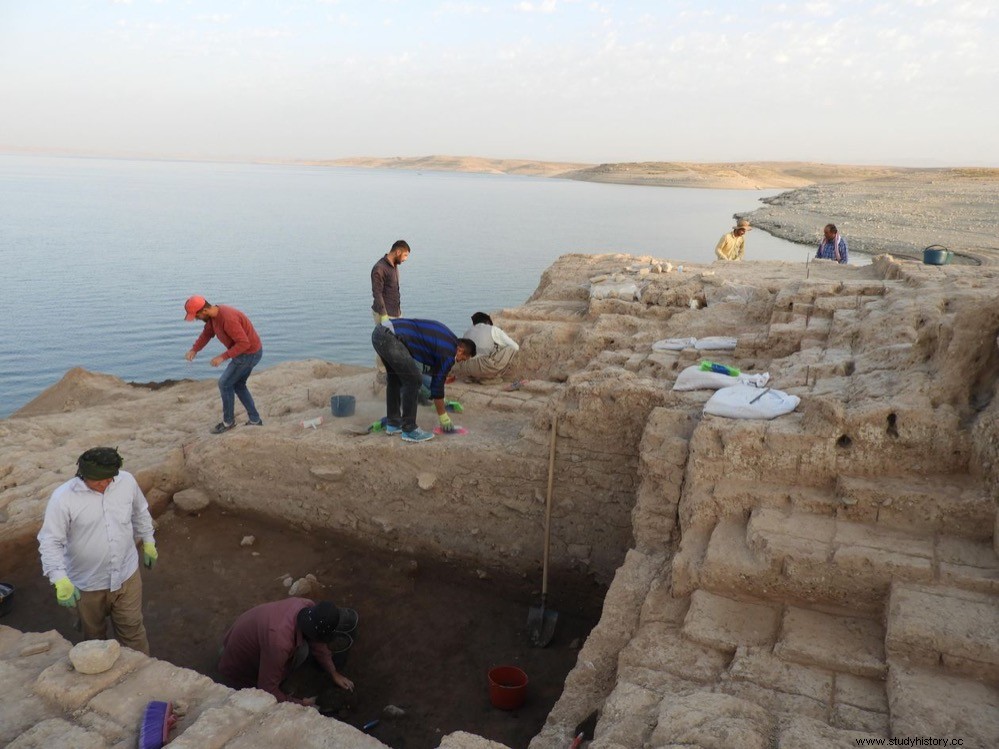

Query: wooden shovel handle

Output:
[542, 414, 557, 598]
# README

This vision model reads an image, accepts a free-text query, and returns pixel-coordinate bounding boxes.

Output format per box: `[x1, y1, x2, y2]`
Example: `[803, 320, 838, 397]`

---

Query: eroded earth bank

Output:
[1, 251, 998, 748]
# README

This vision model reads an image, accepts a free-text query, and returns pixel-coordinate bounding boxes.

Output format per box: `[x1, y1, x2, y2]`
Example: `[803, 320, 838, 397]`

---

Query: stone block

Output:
[834, 673, 888, 712]
[834, 519, 934, 558]
[166, 703, 260, 749]
[639, 576, 690, 627]
[777, 715, 883, 748]
[939, 562, 999, 596]
[830, 703, 890, 735]
[747, 509, 834, 561]
[618, 623, 729, 684]
[0, 688, 63, 746]
[886, 583, 999, 680]
[719, 680, 828, 722]
[0, 628, 70, 666]
[650, 691, 773, 749]
[223, 701, 387, 748]
[69, 640, 121, 674]
[831, 545, 933, 590]
[697, 515, 778, 597]
[86, 658, 232, 737]
[726, 647, 833, 703]
[887, 662, 999, 748]
[438, 732, 512, 749]
[774, 607, 885, 678]
[173, 488, 210, 513]
[614, 665, 702, 696]
[34, 648, 148, 710]
[7, 718, 109, 749]
[681, 590, 780, 653]
[592, 680, 661, 747]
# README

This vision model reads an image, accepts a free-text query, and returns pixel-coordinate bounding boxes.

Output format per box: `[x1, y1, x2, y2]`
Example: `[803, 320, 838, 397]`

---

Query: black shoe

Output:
[245, 419, 263, 426]
[211, 421, 236, 434]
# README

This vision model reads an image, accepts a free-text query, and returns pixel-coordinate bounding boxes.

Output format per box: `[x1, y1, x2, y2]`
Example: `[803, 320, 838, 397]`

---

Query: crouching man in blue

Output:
[371, 318, 475, 443]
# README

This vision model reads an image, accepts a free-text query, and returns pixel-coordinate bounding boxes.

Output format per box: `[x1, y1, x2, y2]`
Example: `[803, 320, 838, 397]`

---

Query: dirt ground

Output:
[0, 506, 605, 749]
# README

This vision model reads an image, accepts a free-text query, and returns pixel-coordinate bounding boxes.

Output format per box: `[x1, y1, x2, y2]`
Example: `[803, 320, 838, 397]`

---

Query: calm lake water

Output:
[0, 155, 814, 417]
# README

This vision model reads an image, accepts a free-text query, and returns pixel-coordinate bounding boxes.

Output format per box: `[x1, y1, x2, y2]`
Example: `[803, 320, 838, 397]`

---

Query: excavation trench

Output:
[0, 390, 641, 749]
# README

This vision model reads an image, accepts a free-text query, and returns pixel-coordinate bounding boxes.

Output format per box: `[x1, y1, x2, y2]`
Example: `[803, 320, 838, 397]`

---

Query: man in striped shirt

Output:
[371, 318, 476, 442]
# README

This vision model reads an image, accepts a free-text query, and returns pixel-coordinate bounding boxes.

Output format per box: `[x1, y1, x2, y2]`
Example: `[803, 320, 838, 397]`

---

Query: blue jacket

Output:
[391, 318, 458, 399]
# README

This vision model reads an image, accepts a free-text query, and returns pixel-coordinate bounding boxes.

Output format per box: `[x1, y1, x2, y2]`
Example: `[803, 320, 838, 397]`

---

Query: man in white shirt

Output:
[450, 312, 520, 384]
[37, 447, 158, 654]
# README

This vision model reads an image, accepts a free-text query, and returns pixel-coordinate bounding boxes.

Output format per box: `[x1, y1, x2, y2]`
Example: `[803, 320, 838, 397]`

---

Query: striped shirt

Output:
[390, 318, 458, 399]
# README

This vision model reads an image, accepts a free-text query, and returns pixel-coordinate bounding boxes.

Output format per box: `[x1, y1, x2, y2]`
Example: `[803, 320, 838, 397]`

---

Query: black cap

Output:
[296, 601, 341, 642]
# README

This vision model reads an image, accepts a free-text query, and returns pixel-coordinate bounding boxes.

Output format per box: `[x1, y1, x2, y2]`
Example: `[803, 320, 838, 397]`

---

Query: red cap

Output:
[184, 295, 207, 321]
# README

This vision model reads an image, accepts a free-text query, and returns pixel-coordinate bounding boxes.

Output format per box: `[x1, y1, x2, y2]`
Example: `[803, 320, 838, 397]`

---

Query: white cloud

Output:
[516, 0, 558, 13]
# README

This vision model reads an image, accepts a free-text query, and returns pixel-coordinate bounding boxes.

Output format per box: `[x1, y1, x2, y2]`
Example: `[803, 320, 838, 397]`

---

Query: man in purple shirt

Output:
[218, 598, 354, 704]
[371, 240, 410, 388]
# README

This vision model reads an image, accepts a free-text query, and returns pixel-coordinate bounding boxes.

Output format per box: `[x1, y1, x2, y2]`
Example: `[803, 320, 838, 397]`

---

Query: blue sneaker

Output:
[385, 424, 402, 435]
[401, 428, 434, 443]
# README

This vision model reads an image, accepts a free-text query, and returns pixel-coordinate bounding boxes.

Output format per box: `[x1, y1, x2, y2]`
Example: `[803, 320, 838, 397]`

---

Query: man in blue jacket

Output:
[371, 318, 475, 443]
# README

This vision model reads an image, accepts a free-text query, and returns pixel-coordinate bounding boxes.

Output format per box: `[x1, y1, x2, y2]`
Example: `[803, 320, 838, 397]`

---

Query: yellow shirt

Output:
[715, 231, 745, 261]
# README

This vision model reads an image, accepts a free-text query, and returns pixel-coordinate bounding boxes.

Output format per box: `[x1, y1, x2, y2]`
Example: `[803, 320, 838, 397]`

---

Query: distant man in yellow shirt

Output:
[715, 219, 752, 261]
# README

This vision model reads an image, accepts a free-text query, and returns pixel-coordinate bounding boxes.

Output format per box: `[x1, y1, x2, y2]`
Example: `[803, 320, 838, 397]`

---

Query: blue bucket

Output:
[330, 395, 356, 418]
[922, 245, 953, 265]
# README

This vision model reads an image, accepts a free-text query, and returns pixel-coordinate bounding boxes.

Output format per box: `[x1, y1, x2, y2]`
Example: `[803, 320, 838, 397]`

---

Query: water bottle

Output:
[699, 360, 740, 377]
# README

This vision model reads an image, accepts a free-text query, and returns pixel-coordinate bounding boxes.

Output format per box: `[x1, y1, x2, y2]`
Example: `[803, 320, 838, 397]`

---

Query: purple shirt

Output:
[218, 597, 336, 701]
[371, 256, 402, 317]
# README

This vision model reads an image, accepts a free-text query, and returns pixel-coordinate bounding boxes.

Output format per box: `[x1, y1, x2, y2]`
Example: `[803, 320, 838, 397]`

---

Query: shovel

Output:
[528, 414, 559, 647]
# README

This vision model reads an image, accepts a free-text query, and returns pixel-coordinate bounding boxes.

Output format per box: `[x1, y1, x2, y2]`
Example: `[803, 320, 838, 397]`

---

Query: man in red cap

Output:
[218, 598, 355, 704]
[183, 296, 264, 434]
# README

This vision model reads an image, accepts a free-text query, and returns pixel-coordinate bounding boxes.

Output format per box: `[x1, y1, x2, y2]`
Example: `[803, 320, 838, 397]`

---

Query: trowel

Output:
[527, 415, 559, 647]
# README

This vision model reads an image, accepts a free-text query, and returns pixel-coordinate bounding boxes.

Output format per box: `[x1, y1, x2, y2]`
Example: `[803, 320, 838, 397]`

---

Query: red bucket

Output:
[488, 665, 528, 710]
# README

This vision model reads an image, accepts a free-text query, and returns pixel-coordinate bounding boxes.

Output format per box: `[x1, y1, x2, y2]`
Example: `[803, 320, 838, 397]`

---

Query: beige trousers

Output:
[451, 345, 517, 381]
[77, 567, 150, 655]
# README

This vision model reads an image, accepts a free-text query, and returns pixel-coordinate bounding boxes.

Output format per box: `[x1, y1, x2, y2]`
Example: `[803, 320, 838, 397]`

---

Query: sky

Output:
[1, 0, 996, 166]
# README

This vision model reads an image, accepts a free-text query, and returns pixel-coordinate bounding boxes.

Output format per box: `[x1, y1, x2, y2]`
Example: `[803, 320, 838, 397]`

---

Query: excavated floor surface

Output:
[0, 506, 604, 749]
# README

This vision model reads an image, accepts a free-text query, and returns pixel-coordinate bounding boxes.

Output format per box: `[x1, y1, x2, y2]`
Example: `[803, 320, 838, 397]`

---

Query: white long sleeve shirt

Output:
[462, 323, 520, 358]
[37, 471, 155, 592]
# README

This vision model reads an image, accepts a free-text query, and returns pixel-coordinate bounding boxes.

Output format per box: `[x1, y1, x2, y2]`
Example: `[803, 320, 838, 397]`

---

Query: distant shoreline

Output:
[5, 149, 997, 263]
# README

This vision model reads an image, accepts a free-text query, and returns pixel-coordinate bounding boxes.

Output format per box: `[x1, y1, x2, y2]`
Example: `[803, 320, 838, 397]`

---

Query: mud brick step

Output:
[696, 508, 992, 613]
[886, 582, 999, 682]
[680, 590, 781, 653]
[887, 662, 999, 748]
[837, 474, 994, 541]
[774, 606, 886, 679]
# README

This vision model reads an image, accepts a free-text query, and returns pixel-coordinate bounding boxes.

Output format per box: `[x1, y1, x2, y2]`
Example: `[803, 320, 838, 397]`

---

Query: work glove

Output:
[143, 541, 158, 569]
[379, 316, 393, 331]
[439, 413, 455, 433]
[54, 576, 80, 607]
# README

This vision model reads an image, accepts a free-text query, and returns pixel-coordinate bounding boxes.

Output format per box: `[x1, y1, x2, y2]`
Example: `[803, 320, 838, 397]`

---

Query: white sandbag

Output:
[703, 385, 799, 419]
[673, 366, 770, 391]
[693, 336, 738, 351]
[652, 337, 697, 351]
[590, 281, 639, 301]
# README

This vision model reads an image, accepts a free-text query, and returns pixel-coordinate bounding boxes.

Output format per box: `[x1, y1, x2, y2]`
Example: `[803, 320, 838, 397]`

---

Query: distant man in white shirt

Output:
[450, 312, 520, 384]
[37, 447, 158, 654]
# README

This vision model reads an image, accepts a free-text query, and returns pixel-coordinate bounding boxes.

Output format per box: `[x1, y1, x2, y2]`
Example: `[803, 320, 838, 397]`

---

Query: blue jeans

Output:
[371, 326, 422, 432]
[218, 350, 263, 425]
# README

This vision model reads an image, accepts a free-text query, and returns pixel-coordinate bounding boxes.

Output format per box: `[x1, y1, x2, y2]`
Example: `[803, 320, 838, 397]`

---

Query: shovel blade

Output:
[527, 605, 558, 648]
